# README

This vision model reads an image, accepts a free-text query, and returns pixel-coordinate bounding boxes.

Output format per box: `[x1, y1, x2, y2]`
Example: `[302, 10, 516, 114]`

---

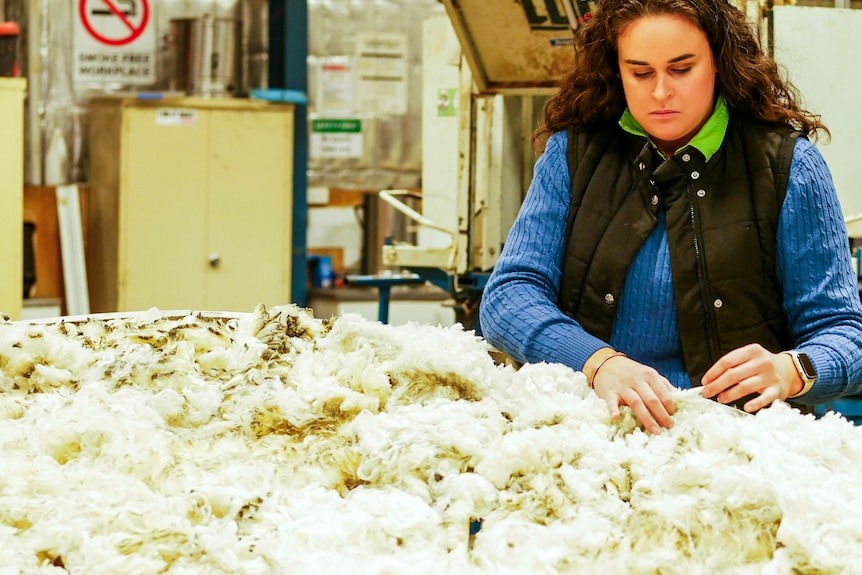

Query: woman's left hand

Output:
[700, 343, 804, 412]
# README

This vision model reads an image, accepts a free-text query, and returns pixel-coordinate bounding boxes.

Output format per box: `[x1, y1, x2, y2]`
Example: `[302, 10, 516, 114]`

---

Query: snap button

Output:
[604, 293, 615, 305]
[639, 162, 646, 171]
[681, 153, 691, 162]
[691, 171, 700, 180]
[713, 299, 723, 309]
[696, 189, 706, 198]
[651, 195, 659, 206]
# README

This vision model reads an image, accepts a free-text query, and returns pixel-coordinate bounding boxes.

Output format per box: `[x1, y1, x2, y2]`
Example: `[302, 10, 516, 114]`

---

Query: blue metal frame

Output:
[409, 268, 490, 333]
[343, 269, 488, 329]
[270, 0, 309, 307]
[344, 274, 425, 324]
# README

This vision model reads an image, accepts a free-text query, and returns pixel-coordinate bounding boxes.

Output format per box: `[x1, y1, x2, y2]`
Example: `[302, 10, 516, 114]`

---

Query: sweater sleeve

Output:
[777, 137, 862, 403]
[478, 131, 608, 372]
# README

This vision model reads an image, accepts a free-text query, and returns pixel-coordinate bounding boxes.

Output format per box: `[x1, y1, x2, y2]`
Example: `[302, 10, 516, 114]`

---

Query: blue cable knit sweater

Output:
[478, 130, 862, 403]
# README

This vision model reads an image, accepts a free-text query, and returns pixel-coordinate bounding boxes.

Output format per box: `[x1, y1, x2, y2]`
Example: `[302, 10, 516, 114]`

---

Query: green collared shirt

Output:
[619, 95, 729, 162]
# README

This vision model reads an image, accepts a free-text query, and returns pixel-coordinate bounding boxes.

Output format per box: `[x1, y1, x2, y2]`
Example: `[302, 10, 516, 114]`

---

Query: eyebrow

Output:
[623, 53, 696, 65]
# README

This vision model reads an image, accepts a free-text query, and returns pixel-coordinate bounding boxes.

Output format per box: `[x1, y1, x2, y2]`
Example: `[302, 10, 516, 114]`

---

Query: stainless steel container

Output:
[170, 16, 243, 98]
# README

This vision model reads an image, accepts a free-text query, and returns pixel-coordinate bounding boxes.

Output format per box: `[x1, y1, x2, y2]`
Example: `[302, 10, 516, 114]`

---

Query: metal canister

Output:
[169, 16, 243, 97]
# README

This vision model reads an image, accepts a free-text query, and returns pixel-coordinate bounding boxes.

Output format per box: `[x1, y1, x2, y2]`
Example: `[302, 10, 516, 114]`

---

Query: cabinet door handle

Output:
[209, 252, 221, 268]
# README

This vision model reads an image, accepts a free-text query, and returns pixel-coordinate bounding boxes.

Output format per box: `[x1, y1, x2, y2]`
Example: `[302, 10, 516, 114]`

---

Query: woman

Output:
[478, 0, 862, 434]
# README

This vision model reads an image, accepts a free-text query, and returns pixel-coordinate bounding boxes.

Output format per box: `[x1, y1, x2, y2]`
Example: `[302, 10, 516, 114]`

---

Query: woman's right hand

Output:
[586, 349, 677, 434]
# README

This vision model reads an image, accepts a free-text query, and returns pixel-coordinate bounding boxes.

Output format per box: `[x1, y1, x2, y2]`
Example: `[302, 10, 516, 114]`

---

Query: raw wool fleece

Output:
[0, 305, 861, 574]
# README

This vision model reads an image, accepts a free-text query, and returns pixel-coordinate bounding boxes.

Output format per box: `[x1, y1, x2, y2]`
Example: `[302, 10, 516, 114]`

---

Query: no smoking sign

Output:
[74, 0, 156, 85]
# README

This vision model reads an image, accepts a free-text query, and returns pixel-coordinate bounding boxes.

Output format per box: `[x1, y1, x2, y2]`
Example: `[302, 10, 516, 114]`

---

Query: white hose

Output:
[378, 190, 460, 271]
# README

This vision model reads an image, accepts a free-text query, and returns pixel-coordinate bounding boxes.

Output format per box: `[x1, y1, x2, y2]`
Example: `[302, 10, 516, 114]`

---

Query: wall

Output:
[772, 5, 862, 227]
[306, 0, 443, 191]
[3, 0, 269, 186]
[304, 0, 445, 279]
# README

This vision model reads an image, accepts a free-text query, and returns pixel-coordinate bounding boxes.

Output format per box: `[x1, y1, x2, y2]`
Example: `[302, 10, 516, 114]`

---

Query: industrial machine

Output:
[379, 0, 594, 330]
[379, 1, 862, 332]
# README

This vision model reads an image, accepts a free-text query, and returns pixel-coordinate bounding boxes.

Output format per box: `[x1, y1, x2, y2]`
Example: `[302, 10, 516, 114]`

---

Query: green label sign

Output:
[312, 119, 362, 133]
[437, 88, 457, 117]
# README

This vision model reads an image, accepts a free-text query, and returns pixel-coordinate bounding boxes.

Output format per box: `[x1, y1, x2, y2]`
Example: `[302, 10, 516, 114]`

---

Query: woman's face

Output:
[617, 14, 717, 155]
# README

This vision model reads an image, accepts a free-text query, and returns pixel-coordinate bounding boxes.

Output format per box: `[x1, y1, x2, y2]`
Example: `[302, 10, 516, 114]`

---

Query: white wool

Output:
[30, 364, 75, 390]
[195, 347, 236, 373]
[316, 313, 414, 358]
[178, 383, 224, 426]
[5, 305, 862, 573]
[288, 371, 376, 424]
[489, 362, 604, 431]
[0, 524, 56, 573]
[147, 388, 187, 422]
[432, 472, 500, 521]
[16, 385, 174, 481]
[291, 344, 393, 408]
[246, 485, 477, 575]
[318, 315, 499, 407]
[471, 516, 626, 574]
[0, 324, 93, 393]
[345, 399, 505, 491]
[0, 393, 27, 421]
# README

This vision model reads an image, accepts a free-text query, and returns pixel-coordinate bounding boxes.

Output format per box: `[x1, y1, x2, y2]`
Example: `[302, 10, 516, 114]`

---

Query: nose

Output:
[652, 73, 672, 101]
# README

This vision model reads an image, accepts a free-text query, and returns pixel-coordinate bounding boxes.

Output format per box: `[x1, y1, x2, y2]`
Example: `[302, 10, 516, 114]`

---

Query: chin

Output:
[647, 131, 687, 153]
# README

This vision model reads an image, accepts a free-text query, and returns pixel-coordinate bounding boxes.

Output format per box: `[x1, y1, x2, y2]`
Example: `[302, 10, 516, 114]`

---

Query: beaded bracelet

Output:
[588, 351, 627, 389]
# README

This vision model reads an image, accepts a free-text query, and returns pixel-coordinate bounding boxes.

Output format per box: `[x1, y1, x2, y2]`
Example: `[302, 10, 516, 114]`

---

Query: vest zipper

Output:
[687, 188, 718, 365]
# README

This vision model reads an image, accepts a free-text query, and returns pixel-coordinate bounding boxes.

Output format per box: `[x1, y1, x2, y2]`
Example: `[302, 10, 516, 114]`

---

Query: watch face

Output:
[798, 353, 817, 380]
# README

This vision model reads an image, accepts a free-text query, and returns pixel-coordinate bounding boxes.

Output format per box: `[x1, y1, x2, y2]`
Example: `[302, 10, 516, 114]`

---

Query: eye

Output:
[671, 66, 692, 75]
[633, 70, 653, 79]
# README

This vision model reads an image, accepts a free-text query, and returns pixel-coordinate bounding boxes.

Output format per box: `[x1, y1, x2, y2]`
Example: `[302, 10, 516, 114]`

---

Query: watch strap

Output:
[784, 351, 816, 398]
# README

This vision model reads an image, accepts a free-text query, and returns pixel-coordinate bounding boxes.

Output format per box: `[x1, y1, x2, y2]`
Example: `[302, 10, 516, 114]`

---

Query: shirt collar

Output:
[618, 95, 729, 162]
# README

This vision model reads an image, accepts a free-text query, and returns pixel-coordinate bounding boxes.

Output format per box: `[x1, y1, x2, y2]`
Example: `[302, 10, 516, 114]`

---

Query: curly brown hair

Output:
[533, 0, 828, 151]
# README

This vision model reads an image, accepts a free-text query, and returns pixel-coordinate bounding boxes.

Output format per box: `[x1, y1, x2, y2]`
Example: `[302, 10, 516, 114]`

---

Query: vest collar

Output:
[619, 95, 729, 162]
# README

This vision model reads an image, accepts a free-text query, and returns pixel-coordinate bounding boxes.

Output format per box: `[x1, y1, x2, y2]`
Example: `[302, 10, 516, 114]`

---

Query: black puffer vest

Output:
[559, 119, 800, 386]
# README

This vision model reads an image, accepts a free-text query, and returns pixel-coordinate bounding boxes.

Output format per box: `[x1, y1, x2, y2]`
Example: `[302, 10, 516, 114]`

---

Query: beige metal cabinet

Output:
[0, 78, 26, 320]
[88, 96, 295, 313]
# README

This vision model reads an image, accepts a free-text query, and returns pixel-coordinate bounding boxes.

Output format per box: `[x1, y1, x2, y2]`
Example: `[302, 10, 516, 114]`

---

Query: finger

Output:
[605, 394, 622, 421]
[658, 393, 676, 418]
[743, 386, 781, 413]
[702, 344, 760, 386]
[702, 376, 737, 399]
[644, 392, 675, 429]
[643, 378, 677, 415]
[645, 377, 677, 416]
[659, 389, 677, 417]
[702, 349, 746, 383]
[703, 364, 753, 399]
[656, 378, 678, 396]
[715, 383, 750, 406]
[717, 370, 768, 405]
[619, 390, 668, 434]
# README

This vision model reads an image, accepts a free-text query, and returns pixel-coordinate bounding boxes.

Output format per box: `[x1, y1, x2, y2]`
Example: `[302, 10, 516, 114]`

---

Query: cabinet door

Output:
[120, 107, 209, 311]
[0, 80, 25, 319]
[206, 108, 293, 312]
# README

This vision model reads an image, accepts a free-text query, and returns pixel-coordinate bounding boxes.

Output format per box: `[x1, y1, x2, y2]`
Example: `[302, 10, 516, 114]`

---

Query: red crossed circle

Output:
[79, 0, 150, 47]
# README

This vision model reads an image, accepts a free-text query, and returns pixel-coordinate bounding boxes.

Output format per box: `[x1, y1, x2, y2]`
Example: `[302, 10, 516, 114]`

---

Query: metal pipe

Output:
[379, 189, 460, 271]
[379, 190, 458, 237]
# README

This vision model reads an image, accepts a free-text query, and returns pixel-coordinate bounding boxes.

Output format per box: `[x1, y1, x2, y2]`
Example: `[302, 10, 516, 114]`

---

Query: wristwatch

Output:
[784, 351, 817, 398]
